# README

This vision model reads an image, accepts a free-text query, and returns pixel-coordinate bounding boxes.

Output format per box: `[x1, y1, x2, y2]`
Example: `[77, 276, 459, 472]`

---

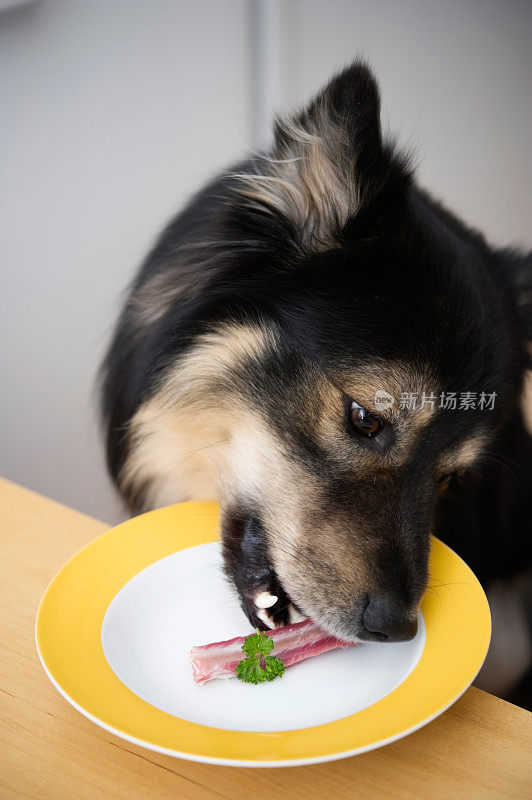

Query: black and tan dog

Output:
[101, 63, 532, 702]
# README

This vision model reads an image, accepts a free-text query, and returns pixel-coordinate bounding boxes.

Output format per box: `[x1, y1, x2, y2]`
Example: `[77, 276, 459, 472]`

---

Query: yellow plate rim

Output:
[35, 501, 491, 767]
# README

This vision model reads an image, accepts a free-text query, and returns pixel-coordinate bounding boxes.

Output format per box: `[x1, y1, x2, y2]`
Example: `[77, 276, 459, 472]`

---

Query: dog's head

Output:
[215, 64, 529, 640]
[114, 64, 531, 642]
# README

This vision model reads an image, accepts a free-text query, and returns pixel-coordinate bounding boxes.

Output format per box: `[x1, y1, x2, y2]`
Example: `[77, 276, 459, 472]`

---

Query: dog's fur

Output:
[101, 64, 532, 700]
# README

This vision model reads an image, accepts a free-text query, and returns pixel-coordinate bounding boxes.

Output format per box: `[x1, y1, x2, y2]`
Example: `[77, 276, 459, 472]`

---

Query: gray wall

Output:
[1, 0, 531, 523]
[1, 0, 249, 522]
[277, 0, 532, 248]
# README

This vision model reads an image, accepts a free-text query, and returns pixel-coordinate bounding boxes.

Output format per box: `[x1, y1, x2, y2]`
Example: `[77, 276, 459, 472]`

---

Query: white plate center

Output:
[101, 542, 425, 732]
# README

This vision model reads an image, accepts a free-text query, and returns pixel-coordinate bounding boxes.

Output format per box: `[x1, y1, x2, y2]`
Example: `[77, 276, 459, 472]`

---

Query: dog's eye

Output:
[437, 469, 468, 491]
[349, 401, 383, 438]
[437, 473, 452, 491]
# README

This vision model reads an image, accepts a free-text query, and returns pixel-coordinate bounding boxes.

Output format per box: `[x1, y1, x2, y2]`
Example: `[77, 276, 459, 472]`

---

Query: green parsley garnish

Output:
[235, 629, 285, 684]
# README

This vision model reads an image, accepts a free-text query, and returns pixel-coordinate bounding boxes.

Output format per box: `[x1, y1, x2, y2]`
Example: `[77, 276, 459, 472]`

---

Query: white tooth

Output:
[256, 608, 276, 629]
[288, 605, 306, 624]
[255, 591, 278, 609]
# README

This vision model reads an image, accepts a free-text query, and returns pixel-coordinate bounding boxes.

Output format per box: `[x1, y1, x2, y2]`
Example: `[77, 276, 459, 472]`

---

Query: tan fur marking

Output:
[330, 360, 439, 464]
[130, 270, 191, 328]
[232, 111, 359, 253]
[129, 241, 225, 329]
[121, 323, 277, 509]
[336, 360, 437, 420]
[437, 433, 488, 475]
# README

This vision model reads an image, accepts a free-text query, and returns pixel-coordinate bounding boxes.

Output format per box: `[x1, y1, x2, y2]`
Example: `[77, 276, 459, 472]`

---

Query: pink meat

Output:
[189, 618, 354, 684]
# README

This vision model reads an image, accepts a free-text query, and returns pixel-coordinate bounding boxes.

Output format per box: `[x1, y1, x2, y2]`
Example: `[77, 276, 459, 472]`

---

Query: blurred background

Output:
[1, 0, 531, 524]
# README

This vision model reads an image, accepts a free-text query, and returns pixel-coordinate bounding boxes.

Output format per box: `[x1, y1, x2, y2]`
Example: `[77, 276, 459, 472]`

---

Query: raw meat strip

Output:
[189, 618, 354, 684]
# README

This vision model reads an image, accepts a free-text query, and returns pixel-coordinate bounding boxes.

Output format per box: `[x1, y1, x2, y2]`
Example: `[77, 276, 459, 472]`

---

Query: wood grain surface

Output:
[1, 477, 531, 800]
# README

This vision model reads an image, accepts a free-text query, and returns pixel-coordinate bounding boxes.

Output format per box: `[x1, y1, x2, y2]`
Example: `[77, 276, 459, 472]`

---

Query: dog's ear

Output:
[235, 61, 410, 252]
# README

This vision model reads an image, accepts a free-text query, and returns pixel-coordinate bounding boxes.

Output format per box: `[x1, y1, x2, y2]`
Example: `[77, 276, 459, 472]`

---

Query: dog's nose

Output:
[361, 596, 418, 642]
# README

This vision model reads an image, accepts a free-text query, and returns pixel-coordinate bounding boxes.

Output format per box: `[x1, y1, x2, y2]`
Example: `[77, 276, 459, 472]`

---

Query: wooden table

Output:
[1, 477, 531, 800]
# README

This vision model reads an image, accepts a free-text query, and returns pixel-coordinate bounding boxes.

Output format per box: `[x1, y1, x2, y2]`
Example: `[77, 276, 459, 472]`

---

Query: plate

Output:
[36, 501, 491, 767]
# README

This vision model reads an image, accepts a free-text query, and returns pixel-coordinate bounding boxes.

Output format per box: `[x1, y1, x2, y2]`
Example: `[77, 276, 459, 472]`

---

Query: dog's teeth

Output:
[288, 605, 306, 624]
[255, 591, 278, 609]
[256, 608, 276, 629]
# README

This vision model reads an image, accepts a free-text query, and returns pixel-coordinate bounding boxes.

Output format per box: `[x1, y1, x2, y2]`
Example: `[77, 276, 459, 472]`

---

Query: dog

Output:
[101, 63, 532, 704]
